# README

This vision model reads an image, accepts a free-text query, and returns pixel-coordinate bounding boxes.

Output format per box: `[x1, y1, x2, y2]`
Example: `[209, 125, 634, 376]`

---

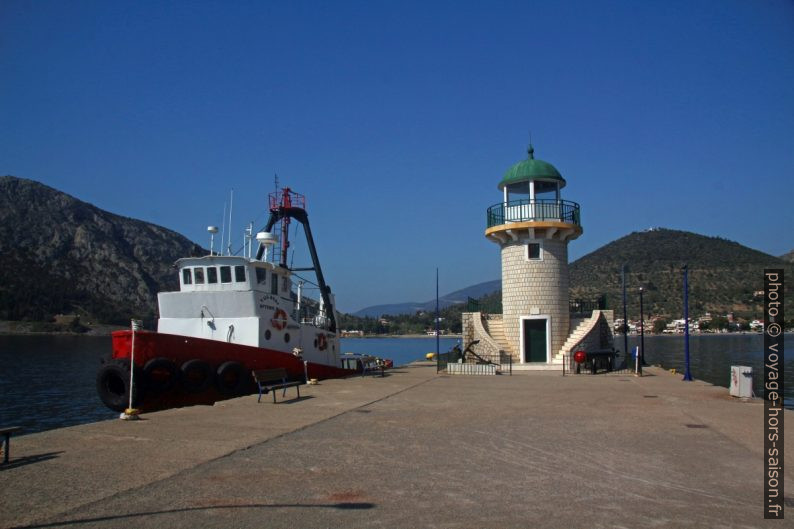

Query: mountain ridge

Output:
[356, 228, 792, 319]
[352, 280, 500, 317]
[1, 176, 790, 324]
[0, 175, 204, 323]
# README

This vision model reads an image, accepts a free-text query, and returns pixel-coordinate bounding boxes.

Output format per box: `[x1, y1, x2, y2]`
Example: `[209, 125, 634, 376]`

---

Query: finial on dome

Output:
[527, 132, 534, 159]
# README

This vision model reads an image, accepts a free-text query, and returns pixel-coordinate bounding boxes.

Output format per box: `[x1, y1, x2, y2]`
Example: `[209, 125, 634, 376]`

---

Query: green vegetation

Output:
[339, 303, 465, 335]
[26, 317, 89, 334]
[568, 228, 793, 321]
[338, 290, 504, 335]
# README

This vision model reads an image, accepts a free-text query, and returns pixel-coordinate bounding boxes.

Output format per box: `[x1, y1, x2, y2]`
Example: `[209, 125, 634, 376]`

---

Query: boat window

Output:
[207, 267, 218, 284]
[270, 273, 278, 295]
[182, 268, 192, 285]
[255, 267, 267, 284]
[282, 277, 289, 293]
[234, 265, 246, 282]
[220, 266, 232, 283]
[194, 267, 205, 284]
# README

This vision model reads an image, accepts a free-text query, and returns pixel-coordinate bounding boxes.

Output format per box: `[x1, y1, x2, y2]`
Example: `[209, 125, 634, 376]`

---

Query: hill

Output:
[781, 250, 794, 263]
[353, 280, 500, 317]
[0, 176, 204, 324]
[569, 228, 793, 318]
[355, 229, 791, 322]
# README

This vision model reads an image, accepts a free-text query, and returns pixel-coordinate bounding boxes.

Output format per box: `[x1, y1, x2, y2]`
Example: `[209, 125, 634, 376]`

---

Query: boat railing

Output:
[294, 303, 332, 331]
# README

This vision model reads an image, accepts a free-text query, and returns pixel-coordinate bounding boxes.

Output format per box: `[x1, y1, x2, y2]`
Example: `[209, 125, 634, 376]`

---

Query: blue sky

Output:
[2, 0, 793, 313]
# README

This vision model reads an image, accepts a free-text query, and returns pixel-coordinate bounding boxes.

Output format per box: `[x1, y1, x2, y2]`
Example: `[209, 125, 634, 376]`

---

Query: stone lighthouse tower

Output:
[463, 144, 597, 366]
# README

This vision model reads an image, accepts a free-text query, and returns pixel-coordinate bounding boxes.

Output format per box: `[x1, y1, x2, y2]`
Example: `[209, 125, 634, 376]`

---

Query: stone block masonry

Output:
[462, 312, 502, 360]
[501, 238, 569, 361]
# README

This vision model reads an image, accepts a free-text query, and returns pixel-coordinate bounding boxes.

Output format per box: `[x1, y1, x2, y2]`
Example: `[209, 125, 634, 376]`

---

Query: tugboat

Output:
[96, 186, 354, 412]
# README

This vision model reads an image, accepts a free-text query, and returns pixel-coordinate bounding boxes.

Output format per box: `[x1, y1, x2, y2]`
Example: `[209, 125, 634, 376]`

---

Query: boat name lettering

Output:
[258, 294, 278, 308]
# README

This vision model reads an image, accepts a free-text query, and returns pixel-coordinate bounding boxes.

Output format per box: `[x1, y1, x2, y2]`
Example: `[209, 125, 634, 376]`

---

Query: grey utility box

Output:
[729, 366, 753, 398]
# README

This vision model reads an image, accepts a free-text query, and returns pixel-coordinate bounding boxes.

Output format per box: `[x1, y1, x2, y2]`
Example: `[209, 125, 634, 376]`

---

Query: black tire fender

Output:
[96, 360, 145, 412]
[215, 361, 249, 396]
[180, 359, 213, 393]
[143, 357, 178, 394]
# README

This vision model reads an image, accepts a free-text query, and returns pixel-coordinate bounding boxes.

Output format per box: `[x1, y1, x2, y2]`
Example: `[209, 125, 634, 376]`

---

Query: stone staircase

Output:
[482, 317, 514, 361]
[552, 311, 603, 364]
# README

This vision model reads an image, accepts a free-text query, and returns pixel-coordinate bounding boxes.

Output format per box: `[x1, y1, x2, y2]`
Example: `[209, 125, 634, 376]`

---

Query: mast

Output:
[227, 189, 234, 256]
[278, 187, 292, 268]
[256, 187, 337, 334]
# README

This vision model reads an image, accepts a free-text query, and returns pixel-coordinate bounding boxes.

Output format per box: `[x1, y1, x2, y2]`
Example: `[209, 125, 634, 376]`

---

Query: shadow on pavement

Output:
[10, 502, 376, 529]
[0, 451, 63, 471]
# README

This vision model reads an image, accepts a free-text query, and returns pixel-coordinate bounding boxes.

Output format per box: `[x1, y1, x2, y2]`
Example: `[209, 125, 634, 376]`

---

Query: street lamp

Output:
[639, 287, 646, 367]
[682, 265, 693, 381]
[621, 264, 628, 368]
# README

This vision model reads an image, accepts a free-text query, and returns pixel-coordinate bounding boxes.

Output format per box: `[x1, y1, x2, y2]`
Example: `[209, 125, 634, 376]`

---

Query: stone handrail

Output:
[562, 310, 603, 354]
[471, 312, 502, 357]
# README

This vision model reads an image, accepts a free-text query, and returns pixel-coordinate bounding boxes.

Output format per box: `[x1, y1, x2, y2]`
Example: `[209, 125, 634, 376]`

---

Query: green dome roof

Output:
[498, 145, 566, 190]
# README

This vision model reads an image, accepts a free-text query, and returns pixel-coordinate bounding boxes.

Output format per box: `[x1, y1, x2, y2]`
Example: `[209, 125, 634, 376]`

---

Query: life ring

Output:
[180, 359, 213, 393]
[215, 361, 249, 396]
[96, 360, 145, 412]
[317, 333, 327, 351]
[143, 357, 178, 393]
[271, 309, 288, 330]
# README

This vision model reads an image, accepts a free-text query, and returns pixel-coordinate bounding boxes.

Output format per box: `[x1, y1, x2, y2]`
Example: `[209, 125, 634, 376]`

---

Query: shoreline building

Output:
[462, 144, 614, 369]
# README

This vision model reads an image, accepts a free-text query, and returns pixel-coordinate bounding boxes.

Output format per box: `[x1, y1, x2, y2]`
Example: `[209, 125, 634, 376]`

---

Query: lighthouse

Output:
[462, 144, 612, 368]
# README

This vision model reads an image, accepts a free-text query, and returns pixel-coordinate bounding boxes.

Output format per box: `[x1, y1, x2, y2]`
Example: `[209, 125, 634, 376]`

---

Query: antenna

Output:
[245, 221, 253, 259]
[220, 200, 227, 257]
[227, 189, 234, 255]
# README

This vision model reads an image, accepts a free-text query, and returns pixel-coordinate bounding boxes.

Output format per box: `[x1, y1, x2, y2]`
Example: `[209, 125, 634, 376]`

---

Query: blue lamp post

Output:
[622, 264, 628, 367]
[639, 287, 646, 367]
[682, 265, 693, 381]
[435, 268, 440, 359]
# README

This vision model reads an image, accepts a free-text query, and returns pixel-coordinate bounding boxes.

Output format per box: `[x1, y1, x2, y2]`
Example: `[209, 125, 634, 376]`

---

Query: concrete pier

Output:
[1, 365, 791, 528]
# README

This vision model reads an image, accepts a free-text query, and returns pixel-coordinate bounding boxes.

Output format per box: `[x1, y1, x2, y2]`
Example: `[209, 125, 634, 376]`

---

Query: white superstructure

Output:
[157, 254, 341, 366]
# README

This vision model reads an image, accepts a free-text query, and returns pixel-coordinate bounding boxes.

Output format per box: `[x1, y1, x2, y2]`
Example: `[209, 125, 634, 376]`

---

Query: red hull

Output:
[101, 330, 355, 412]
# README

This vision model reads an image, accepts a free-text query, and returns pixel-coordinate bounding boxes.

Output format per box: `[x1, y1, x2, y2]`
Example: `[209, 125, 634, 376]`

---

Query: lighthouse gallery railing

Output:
[486, 199, 580, 229]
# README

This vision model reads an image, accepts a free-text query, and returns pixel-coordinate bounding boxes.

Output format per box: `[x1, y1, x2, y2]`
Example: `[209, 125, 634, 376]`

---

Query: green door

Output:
[523, 319, 547, 363]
